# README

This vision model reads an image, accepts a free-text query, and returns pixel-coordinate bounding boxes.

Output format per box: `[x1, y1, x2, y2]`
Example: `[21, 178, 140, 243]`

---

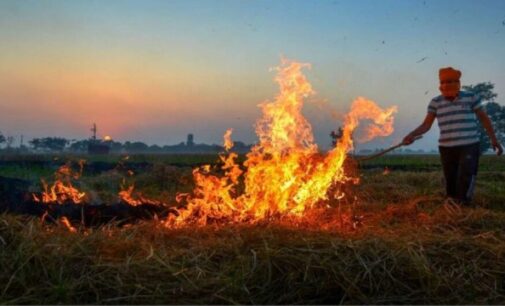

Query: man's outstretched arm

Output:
[403, 113, 436, 145]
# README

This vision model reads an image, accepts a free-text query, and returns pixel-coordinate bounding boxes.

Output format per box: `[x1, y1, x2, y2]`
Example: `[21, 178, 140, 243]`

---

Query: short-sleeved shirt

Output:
[427, 91, 483, 147]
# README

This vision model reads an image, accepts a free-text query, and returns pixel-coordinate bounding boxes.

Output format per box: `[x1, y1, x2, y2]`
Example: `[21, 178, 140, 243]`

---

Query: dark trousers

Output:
[439, 142, 480, 203]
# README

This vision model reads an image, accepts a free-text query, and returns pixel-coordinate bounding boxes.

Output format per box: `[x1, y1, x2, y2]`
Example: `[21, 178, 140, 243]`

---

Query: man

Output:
[403, 67, 503, 205]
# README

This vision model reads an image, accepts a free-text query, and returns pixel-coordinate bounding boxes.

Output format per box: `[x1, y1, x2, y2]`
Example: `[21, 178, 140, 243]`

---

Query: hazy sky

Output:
[1, 0, 504, 150]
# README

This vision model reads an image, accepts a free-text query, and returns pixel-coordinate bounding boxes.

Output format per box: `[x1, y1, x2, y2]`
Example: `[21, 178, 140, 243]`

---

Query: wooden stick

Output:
[356, 135, 422, 162]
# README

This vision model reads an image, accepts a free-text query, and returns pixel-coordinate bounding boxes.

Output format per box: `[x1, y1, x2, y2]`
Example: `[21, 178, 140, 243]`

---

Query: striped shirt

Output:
[427, 91, 483, 147]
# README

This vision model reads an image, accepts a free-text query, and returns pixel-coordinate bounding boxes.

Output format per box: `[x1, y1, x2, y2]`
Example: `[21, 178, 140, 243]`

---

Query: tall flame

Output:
[166, 59, 398, 227]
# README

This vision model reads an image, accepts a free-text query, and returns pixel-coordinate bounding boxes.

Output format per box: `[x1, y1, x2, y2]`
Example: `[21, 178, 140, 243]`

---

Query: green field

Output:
[1, 153, 505, 304]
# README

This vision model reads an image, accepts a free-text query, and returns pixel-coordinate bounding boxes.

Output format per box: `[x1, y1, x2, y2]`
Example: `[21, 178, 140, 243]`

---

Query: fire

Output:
[32, 158, 161, 207]
[30, 59, 397, 229]
[223, 128, 234, 151]
[33, 161, 87, 204]
[103, 135, 112, 141]
[343, 97, 397, 144]
[119, 182, 160, 206]
[166, 59, 398, 227]
[118, 184, 143, 206]
[383, 167, 391, 175]
[60, 217, 77, 233]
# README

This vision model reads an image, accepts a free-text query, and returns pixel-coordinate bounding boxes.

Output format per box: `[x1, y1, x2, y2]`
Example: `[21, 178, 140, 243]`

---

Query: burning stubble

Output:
[165, 59, 397, 227]
[31, 58, 398, 229]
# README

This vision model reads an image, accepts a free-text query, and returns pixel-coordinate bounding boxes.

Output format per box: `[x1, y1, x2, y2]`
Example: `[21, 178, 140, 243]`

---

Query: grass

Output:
[1, 153, 505, 304]
[359, 154, 505, 171]
[2, 206, 505, 304]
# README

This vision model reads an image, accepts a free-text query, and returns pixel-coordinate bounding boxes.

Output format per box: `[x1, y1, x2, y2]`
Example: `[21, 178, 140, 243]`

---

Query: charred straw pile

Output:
[0, 175, 175, 227]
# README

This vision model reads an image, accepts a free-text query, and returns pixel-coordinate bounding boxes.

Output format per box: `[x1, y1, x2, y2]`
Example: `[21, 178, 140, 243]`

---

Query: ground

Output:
[0, 154, 504, 304]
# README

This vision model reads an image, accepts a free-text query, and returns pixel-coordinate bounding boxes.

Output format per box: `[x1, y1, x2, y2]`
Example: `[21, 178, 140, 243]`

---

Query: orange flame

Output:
[60, 217, 77, 233]
[165, 59, 398, 227]
[343, 97, 397, 145]
[103, 135, 112, 141]
[119, 182, 160, 206]
[32, 161, 87, 204]
[223, 128, 234, 151]
[118, 184, 142, 206]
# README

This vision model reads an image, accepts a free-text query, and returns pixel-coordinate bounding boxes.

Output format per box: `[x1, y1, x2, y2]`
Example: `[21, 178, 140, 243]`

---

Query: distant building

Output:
[186, 134, 194, 147]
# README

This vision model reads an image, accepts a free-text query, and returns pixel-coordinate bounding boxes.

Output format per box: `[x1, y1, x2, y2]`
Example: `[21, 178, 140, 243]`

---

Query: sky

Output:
[1, 0, 505, 150]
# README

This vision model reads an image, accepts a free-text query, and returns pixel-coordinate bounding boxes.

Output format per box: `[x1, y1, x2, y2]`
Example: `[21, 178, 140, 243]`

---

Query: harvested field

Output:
[1, 154, 504, 304]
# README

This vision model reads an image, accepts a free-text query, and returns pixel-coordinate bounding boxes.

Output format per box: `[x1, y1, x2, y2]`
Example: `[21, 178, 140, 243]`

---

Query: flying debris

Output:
[246, 23, 257, 32]
[416, 57, 428, 63]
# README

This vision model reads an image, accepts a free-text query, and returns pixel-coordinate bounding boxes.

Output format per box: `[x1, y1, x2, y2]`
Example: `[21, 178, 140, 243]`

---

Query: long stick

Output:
[355, 135, 422, 161]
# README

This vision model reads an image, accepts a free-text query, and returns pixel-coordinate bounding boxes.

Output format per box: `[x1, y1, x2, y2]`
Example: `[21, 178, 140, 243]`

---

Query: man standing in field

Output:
[403, 67, 503, 205]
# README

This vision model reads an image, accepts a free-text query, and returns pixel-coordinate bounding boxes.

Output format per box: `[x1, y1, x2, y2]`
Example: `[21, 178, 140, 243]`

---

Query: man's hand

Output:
[476, 110, 502, 156]
[492, 140, 503, 156]
[403, 114, 434, 146]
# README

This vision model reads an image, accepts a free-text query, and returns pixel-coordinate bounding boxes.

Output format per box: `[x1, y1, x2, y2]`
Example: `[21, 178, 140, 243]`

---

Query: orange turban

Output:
[439, 67, 461, 81]
[438, 67, 461, 98]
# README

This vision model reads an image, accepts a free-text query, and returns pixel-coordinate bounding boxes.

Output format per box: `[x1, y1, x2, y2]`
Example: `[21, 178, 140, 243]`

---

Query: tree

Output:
[123, 141, 149, 153]
[29, 137, 69, 151]
[463, 82, 497, 102]
[6, 136, 14, 148]
[69, 139, 90, 152]
[0, 132, 5, 147]
[462, 82, 505, 153]
[149, 144, 163, 153]
[108, 141, 124, 153]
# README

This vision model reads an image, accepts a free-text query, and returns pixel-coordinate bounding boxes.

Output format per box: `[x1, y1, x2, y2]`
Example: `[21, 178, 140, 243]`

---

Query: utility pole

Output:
[91, 123, 97, 141]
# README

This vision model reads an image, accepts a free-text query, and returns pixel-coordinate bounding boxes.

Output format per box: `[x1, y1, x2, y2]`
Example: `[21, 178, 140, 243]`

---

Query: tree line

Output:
[0, 135, 253, 154]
